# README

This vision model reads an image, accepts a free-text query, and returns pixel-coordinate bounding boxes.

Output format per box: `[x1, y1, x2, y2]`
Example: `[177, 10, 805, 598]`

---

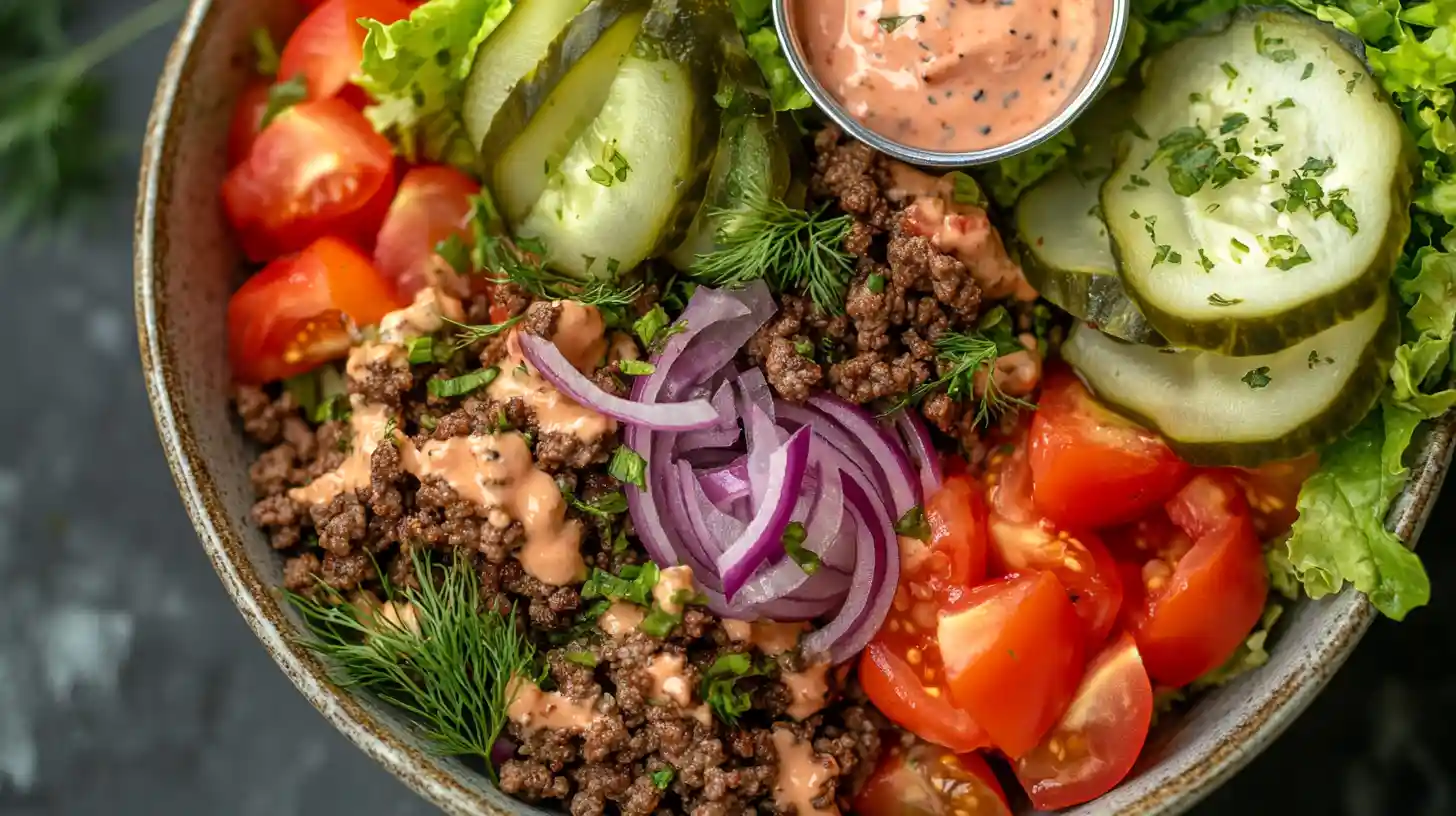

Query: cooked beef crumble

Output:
[745, 125, 1044, 452]
[239, 288, 889, 815]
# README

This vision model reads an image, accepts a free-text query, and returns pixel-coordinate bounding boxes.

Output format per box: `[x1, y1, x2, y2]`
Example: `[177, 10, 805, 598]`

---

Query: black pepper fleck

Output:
[927, 95, 938, 105]
[1052, 7, 1059, 16]
[980, 125, 992, 135]
[973, 89, 985, 102]
[1043, 72, 1053, 81]
[1002, 89, 1021, 107]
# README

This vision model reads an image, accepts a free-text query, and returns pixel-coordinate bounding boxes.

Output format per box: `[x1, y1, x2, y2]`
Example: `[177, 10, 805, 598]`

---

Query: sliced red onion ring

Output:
[520, 334, 724, 431]
[806, 394, 921, 516]
[715, 427, 812, 600]
[893, 409, 944, 497]
[678, 382, 741, 449]
[802, 476, 900, 664]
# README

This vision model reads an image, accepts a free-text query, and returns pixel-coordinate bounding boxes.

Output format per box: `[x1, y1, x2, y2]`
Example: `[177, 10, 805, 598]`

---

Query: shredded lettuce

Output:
[744, 28, 812, 112]
[1280, 0, 1455, 621]
[357, 0, 513, 171]
[1192, 602, 1284, 689]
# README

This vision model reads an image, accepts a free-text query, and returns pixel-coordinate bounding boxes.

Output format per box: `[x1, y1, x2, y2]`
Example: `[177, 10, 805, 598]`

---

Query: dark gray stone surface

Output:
[0, 2, 1449, 814]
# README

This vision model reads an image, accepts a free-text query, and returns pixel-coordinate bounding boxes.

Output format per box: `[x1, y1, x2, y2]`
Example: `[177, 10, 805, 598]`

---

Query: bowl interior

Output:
[135, 1, 1455, 814]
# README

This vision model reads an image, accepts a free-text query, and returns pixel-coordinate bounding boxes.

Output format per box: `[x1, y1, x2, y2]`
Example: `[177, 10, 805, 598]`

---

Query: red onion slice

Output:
[520, 334, 724, 431]
[806, 394, 921, 515]
[715, 427, 812, 600]
[802, 475, 900, 664]
[893, 409, 944, 497]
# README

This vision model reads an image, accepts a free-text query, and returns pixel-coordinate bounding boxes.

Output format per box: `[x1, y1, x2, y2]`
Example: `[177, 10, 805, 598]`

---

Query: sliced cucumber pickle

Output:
[1103, 11, 1412, 356]
[462, 0, 596, 153]
[516, 0, 729, 278]
[665, 110, 791, 269]
[482, 5, 648, 224]
[1062, 292, 1397, 466]
[1014, 90, 1160, 344]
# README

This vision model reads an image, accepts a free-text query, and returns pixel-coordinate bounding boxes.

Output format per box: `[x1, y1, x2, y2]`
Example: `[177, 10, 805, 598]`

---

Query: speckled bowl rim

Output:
[134, 1, 1456, 814]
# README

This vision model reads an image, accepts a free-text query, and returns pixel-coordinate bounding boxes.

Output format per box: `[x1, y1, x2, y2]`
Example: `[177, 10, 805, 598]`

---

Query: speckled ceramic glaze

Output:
[133, 1, 1456, 813]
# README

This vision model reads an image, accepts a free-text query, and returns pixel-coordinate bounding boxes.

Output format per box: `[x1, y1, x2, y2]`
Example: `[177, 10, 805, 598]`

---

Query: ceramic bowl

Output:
[134, 1, 1456, 813]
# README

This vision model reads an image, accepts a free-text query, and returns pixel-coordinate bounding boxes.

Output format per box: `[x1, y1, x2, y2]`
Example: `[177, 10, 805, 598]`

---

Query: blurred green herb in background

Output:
[0, 0, 184, 240]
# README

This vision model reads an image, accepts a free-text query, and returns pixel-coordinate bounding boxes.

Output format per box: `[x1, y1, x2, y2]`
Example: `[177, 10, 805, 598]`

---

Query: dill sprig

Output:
[442, 315, 524, 351]
[889, 330, 1031, 424]
[0, 0, 185, 240]
[465, 194, 641, 307]
[688, 187, 855, 315]
[287, 552, 539, 779]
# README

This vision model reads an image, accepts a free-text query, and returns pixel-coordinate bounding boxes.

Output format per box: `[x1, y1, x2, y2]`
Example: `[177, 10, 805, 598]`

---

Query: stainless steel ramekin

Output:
[771, 0, 1132, 167]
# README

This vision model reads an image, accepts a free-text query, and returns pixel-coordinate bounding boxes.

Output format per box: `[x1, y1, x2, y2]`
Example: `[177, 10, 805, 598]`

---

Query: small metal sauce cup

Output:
[772, 0, 1132, 167]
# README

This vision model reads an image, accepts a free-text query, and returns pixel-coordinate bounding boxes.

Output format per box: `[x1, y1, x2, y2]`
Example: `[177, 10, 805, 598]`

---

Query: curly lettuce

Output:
[357, 0, 513, 171]
[1279, 0, 1455, 621]
[728, 0, 812, 112]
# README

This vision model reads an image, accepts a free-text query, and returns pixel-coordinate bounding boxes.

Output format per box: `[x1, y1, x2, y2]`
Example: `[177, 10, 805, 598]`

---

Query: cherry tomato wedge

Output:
[1120, 473, 1268, 687]
[227, 80, 272, 167]
[373, 165, 481, 299]
[228, 236, 405, 383]
[222, 98, 397, 262]
[856, 744, 1012, 816]
[1013, 632, 1153, 810]
[277, 0, 412, 101]
[940, 571, 1086, 758]
[862, 476, 992, 752]
[1029, 369, 1191, 529]
[986, 435, 1124, 649]
[1223, 454, 1318, 539]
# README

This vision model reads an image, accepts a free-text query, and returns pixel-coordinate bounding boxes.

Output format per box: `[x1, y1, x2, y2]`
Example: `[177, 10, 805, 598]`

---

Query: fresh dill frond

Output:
[889, 330, 1031, 424]
[465, 193, 642, 308]
[443, 315, 524, 351]
[0, 0, 185, 240]
[689, 187, 855, 315]
[287, 552, 539, 780]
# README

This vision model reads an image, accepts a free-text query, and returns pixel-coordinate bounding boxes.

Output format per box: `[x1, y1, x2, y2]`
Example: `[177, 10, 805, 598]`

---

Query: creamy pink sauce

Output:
[653, 565, 699, 615]
[645, 654, 694, 707]
[597, 601, 646, 637]
[772, 726, 841, 816]
[490, 304, 617, 441]
[783, 662, 832, 720]
[291, 294, 615, 587]
[793, 0, 1099, 151]
[722, 619, 810, 656]
[892, 165, 1038, 302]
[507, 676, 599, 732]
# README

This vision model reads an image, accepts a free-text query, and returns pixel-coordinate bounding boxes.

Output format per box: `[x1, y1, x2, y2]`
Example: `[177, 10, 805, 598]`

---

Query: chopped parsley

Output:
[1220, 112, 1249, 134]
[700, 653, 771, 726]
[1197, 249, 1215, 272]
[781, 522, 821, 575]
[1254, 24, 1297, 62]
[609, 445, 649, 490]
[876, 13, 924, 32]
[639, 606, 681, 638]
[1207, 293, 1244, 307]
[1241, 366, 1273, 389]
[585, 140, 631, 187]
[1307, 350, 1336, 369]
[949, 171, 986, 207]
[632, 305, 673, 349]
[866, 272, 887, 294]
[564, 651, 598, 668]
[617, 359, 656, 376]
[1221, 62, 1239, 82]
[581, 562, 660, 606]
[407, 336, 436, 365]
[1301, 62, 1314, 80]
[428, 366, 500, 398]
[894, 505, 931, 541]
[651, 769, 675, 790]
[567, 488, 629, 518]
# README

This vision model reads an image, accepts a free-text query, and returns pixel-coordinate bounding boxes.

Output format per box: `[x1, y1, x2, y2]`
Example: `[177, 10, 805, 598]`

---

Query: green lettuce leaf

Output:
[1191, 602, 1284, 689]
[1285, 416, 1430, 620]
[357, 0, 513, 171]
[744, 29, 811, 112]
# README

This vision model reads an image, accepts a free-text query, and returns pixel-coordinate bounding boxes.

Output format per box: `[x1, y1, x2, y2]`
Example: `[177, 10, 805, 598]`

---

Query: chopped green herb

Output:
[251, 27, 281, 76]
[1207, 293, 1244, 307]
[617, 359, 656, 376]
[1261, 106, 1280, 132]
[1306, 350, 1335, 369]
[781, 522, 821, 575]
[633, 306, 672, 349]
[888, 330, 1029, 424]
[564, 650, 598, 668]
[794, 339, 815, 357]
[1300, 62, 1314, 80]
[609, 445, 648, 490]
[467, 194, 640, 306]
[867, 272, 886, 294]
[1277, 97, 1297, 110]
[949, 171, 986, 208]
[567, 488, 629, 518]
[699, 653, 770, 726]
[407, 336, 436, 365]
[260, 75, 309, 128]
[1221, 62, 1239, 81]
[582, 562, 660, 606]
[1197, 249, 1215, 272]
[1230, 237, 1250, 257]
[419, 414, 438, 432]
[1122, 174, 1152, 191]
[651, 769, 675, 790]
[1241, 367, 1273, 389]
[428, 366, 500, 398]
[876, 13, 924, 32]
[894, 506, 931, 541]
[1220, 113, 1249, 134]
[585, 141, 631, 187]
[435, 233, 472, 276]
[639, 606, 681, 638]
